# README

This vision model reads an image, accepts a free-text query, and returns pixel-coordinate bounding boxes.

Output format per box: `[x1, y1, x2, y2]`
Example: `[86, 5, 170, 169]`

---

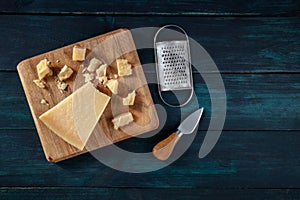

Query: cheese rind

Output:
[58, 65, 73, 81]
[123, 90, 136, 106]
[39, 82, 110, 150]
[106, 79, 118, 94]
[36, 59, 51, 80]
[116, 59, 132, 76]
[112, 112, 134, 130]
[72, 46, 86, 61]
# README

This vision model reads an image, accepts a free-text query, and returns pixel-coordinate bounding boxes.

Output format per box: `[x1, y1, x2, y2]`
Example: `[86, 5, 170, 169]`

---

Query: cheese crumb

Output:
[83, 73, 95, 83]
[87, 58, 101, 72]
[58, 65, 73, 81]
[48, 69, 53, 76]
[123, 90, 136, 106]
[116, 59, 132, 76]
[72, 46, 86, 61]
[56, 81, 68, 92]
[98, 76, 108, 85]
[106, 79, 118, 94]
[112, 112, 134, 130]
[33, 79, 46, 89]
[36, 59, 51, 80]
[40, 99, 49, 106]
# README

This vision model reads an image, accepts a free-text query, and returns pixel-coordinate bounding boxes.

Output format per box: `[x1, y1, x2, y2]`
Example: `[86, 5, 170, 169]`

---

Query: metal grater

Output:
[154, 25, 194, 107]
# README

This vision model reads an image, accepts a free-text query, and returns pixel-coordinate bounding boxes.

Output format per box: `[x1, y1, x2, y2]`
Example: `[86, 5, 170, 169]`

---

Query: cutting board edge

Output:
[16, 28, 128, 72]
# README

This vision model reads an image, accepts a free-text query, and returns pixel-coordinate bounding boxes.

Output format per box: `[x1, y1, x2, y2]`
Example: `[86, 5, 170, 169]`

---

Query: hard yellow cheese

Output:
[58, 65, 73, 81]
[106, 79, 118, 94]
[116, 59, 132, 76]
[36, 59, 51, 80]
[87, 58, 101, 72]
[72, 46, 86, 61]
[39, 82, 110, 150]
[112, 112, 133, 130]
[96, 64, 107, 77]
[123, 90, 136, 106]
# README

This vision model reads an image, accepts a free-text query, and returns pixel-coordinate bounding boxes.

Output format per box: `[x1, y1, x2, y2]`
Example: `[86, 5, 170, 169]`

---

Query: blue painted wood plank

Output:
[0, 16, 299, 72]
[0, 0, 299, 16]
[1, 129, 300, 188]
[2, 72, 299, 130]
[1, 187, 300, 200]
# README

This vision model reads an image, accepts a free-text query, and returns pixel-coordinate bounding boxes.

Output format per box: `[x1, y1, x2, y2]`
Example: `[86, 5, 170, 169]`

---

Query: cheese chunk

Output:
[96, 64, 107, 77]
[123, 90, 136, 106]
[87, 58, 101, 72]
[112, 112, 134, 130]
[39, 82, 110, 150]
[36, 59, 51, 80]
[106, 79, 118, 94]
[116, 59, 132, 76]
[58, 65, 73, 81]
[72, 46, 86, 61]
[33, 79, 46, 89]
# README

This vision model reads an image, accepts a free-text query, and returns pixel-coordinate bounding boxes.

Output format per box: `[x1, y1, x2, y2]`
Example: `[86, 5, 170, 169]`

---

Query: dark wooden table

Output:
[1, 1, 300, 199]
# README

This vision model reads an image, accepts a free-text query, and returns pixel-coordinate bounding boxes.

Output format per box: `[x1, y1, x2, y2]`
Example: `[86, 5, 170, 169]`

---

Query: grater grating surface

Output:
[156, 40, 192, 91]
[154, 25, 194, 107]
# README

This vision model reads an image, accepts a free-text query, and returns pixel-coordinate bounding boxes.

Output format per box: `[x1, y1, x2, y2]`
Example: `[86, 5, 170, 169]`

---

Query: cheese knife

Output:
[153, 108, 204, 160]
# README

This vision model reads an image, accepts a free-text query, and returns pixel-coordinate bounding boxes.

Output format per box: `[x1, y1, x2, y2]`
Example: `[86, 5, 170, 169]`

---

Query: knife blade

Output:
[152, 108, 204, 160]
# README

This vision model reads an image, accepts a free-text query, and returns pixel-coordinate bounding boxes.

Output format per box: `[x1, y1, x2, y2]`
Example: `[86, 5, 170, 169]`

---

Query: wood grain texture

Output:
[1, 0, 299, 16]
[3, 72, 300, 130]
[1, 188, 300, 200]
[17, 29, 158, 162]
[1, 129, 300, 188]
[0, 16, 299, 72]
[153, 132, 180, 161]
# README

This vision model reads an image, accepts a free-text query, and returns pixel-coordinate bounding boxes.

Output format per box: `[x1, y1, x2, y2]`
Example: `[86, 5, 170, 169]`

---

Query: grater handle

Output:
[154, 24, 189, 44]
[152, 132, 181, 161]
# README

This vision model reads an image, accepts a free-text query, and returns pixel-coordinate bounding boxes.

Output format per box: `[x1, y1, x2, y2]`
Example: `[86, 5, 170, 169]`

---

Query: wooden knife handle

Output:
[152, 132, 180, 161]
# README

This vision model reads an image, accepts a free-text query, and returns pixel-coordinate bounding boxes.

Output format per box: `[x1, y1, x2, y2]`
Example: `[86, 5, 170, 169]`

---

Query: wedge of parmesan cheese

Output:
[36, 59, 51, 80]
[116, 59, 132, 76]
[106, 79, 118, 94]
[123, 90, 136, 106]
[72, 46, 86, 61]
[39, 82, 110, 150]
[112, 112, 134, 130]
[58, 65, 73, 81]
[87, 58, 101, 72]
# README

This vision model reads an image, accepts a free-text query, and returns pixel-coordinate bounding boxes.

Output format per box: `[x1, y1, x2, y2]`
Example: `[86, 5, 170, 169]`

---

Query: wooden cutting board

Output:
[17, 29, 159, 162]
